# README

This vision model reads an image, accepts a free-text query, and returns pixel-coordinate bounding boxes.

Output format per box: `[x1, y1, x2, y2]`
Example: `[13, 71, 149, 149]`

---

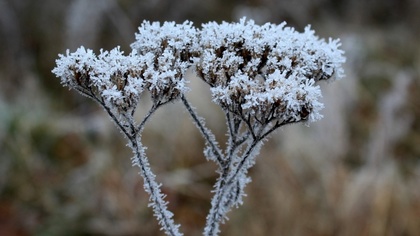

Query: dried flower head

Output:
[53, 21, 200, 114]
[130, 21, 200, 103]
[196, 18, 345, 126]
[52, 46, 145, 113]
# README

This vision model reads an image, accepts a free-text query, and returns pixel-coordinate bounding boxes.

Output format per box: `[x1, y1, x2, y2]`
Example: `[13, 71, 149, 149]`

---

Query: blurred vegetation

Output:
[1, 0, 419, 235]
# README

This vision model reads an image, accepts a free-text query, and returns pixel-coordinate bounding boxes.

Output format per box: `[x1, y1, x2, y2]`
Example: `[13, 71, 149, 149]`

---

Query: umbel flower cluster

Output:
[53, 18, 345, 236]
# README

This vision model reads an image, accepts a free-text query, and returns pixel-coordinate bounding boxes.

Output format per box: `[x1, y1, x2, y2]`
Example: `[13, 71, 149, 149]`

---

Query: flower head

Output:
[52, 46, 145, 111]
[196, 18, 345, 125]
[131, 20, 200, 103]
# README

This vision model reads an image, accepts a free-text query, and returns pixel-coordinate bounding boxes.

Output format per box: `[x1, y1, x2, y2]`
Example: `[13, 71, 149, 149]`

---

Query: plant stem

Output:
[181, 95, 225, 166]
[131, 137, 182, 236]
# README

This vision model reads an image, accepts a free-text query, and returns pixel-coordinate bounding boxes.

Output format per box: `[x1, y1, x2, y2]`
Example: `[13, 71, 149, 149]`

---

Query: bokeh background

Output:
[1, 0, 420, 235]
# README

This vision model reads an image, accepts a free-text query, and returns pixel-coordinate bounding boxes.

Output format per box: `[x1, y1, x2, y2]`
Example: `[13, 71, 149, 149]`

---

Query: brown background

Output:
[1, 0, 419, 235]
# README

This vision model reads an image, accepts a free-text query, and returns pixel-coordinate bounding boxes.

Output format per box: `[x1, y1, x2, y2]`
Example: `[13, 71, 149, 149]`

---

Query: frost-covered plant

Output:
[52, 18, 345, 236]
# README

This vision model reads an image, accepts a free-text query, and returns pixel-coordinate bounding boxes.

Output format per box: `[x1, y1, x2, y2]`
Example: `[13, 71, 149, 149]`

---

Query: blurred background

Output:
[1, 0, 419, 235]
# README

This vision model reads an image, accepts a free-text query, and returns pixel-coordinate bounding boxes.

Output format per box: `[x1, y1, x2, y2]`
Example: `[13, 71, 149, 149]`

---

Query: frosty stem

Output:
[204, 140, 260, 236]
[183, 99, 296, 235]
[181, 97, 267, 235]
[181, 95, 224, 166]
[89, 88, 182, 236]
[130, 136, 182, 236]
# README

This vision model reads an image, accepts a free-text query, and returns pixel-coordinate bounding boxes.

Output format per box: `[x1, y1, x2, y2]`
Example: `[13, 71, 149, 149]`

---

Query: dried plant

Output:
[52, 18, 345, 236]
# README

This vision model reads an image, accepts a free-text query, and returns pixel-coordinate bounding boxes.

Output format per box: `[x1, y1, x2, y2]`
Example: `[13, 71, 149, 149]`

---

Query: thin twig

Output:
[181, 95, 225, 166]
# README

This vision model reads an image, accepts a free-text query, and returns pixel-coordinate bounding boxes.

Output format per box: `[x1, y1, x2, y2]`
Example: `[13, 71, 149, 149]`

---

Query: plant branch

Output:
[131, 137, 183, 236]
[181, 95, 225, 166]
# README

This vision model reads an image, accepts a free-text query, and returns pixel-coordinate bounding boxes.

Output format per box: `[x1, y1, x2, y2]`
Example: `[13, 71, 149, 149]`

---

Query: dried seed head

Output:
[196, 18, 345, 125]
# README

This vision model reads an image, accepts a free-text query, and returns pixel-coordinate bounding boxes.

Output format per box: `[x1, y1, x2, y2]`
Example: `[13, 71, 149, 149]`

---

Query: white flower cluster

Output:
[196, 18, 345, 124]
